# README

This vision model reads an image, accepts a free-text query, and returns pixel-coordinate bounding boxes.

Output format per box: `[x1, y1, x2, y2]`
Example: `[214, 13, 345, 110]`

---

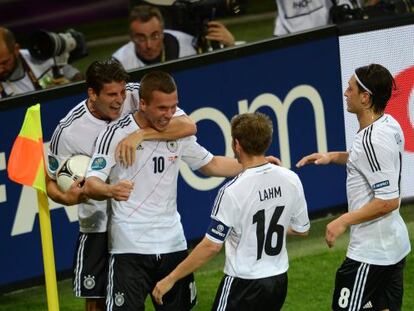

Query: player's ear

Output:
[88, 88, 97, 101]
[139, 98, 147, 110]
[234, 139, 241, 153]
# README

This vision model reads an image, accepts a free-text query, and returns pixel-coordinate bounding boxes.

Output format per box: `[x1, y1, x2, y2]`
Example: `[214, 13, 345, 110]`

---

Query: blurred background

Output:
[2, 0, 277, 74]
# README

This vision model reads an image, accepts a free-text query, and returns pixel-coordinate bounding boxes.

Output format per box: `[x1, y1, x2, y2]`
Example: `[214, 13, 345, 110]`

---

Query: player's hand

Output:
[63, 178, 88, 205]
[265, 155, 282, 166]
[205, 21, 235, 47]
[115, 130, 144, 167]
[296, 152, 331, 168]
[325, 217, 347, 248]
[111, 180, 134, 201]
[152, 276, 175, 305]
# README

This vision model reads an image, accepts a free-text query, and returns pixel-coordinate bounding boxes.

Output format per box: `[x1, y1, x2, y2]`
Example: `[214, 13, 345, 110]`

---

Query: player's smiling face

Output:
[88, 81, 126, 121]
[141, 90, 177, 131]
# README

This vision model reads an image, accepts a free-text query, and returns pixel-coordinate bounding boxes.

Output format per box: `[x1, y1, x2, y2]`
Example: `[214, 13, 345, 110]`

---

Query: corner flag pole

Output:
[7, 104, 60, 310]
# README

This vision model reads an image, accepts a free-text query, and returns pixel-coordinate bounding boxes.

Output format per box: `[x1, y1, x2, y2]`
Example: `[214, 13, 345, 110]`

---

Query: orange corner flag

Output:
[7, 103, 46, 193]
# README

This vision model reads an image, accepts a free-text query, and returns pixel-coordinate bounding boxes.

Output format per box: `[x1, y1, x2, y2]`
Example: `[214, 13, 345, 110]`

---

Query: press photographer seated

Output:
[112, 4, 235, 70]
[0, 27, 82, 99]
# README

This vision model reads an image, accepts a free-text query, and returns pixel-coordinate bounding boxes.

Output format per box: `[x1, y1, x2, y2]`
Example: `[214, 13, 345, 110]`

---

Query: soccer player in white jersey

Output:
[84, 72, 281, 311]
[151, 112, 309, 310]
[46, 60, 196, 311]
[297, 64, 411, 311]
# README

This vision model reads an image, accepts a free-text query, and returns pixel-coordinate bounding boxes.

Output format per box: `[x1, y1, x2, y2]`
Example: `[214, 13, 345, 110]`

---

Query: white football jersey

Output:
[86, 113, 213, 254]
[206, 163, 309, 279]
[47, 83, 140, 233]
[346, 114, 411, 265]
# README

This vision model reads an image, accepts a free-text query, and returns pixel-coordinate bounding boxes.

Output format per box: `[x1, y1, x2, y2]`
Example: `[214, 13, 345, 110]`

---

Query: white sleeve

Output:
[86, 125, 119, 181]
[181, 136, 213, 170]
[359, 131, 400, 200]
[47, 126, 75, 180]
[290, 175, 310, 233]
[174, 106, 185, 117]
[206, 186, 236, 243]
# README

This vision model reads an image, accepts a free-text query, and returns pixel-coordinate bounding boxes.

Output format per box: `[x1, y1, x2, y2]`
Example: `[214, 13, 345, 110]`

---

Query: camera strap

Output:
[20, 54, 43, 91]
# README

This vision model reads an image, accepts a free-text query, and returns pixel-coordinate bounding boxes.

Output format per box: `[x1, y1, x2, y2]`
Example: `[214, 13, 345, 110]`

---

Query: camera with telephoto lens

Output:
[165, 0, 246, 52]
[330, 0, 414, 24]
[28, 29, 88, 64]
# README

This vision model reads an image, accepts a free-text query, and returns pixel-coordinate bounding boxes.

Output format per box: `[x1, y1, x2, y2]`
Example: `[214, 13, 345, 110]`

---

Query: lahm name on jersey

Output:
[258, 186, 282, 201]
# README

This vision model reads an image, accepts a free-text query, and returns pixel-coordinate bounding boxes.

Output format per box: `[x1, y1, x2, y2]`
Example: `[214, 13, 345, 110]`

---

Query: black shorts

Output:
[106, 251, 197, 311]
[72, 232, 109, 298]
[332, 257, 406, 311]
[211, 273, 288, 311]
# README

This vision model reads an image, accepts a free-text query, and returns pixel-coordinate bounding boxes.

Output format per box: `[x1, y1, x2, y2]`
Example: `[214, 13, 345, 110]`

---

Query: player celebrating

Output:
[152, 112, 309, 311]
[46, 60, 196, 311]
[296, 64, 411, 311]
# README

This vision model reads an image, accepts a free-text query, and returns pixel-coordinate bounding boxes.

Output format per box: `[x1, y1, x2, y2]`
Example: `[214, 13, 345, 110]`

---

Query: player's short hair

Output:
[355, 63, 395, 114]
[139, 71, 177, 103]
[0, 27, 16, 52]
[129, 5, 164, 28]
[231, 113, 273, 156]
[86, 59, 129, 95]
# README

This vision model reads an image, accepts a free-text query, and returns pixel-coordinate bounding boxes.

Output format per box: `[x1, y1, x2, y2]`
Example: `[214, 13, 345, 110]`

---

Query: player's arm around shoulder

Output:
[116, 114, 197, 167]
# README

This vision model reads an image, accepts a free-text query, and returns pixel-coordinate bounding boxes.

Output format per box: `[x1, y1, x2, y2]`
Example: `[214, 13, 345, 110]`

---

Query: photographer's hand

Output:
[205, 21, 235, 47]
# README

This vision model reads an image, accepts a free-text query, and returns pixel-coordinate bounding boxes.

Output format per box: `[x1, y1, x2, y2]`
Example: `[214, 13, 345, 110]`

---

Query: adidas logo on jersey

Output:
[362, 301, 373, 309]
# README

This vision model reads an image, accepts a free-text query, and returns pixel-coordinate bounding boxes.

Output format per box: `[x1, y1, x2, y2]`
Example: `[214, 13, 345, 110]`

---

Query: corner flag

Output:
[7, 104, 60, 311]
[7, 103, 46, 192]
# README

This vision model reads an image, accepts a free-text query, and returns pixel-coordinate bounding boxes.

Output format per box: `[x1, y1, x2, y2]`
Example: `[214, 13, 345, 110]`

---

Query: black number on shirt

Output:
[252, 205, 285, 260]
[152, 156, 165, 173]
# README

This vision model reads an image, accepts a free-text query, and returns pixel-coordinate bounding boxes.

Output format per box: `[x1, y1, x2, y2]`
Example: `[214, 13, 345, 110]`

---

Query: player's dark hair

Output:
[0, 27, 16, 52]
[129, 5, 164, 28]
[86, 59, 129, 95]
[139, 71, 176, 103]
[231, 113, 273, 156]
[355, 63, 395, 114]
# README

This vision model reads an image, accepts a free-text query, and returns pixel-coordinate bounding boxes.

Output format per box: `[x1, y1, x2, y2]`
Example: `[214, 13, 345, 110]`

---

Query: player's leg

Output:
[211, 273, 288, 311]
[152, 250, 197, 311]
[374, 258, 405, 311]
[72, 232, 108, 311]
[106, 254, 153, 311]
[332, 257, 392, 311]
[85, 298, 105, 311]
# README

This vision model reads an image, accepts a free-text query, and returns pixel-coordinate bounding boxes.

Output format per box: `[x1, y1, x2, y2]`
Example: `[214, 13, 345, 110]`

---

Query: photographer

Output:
[273, 1, 379, 36]
[0, 27, 82, 99]
[112, 4, 235, 70]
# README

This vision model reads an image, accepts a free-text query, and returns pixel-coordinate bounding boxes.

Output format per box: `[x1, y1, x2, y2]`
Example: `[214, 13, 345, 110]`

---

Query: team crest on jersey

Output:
[91, 157, 106, 170]
[114, 292, 125, 306]
[394, 133, 402, 145]
[373, 180, 390, 189]
[48, 156, 59, 172]
[166, 140, 178, 153]
[83, 275, 95, 289]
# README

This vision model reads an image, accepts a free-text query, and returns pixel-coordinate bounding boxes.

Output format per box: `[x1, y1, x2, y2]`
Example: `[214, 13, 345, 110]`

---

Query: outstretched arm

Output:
[116, 115, 197, 166]
[198, 156, 242, 177]
[296, 151, 349, 168]
[84, 176, 133, 201]
[152, 237, 222, 305]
